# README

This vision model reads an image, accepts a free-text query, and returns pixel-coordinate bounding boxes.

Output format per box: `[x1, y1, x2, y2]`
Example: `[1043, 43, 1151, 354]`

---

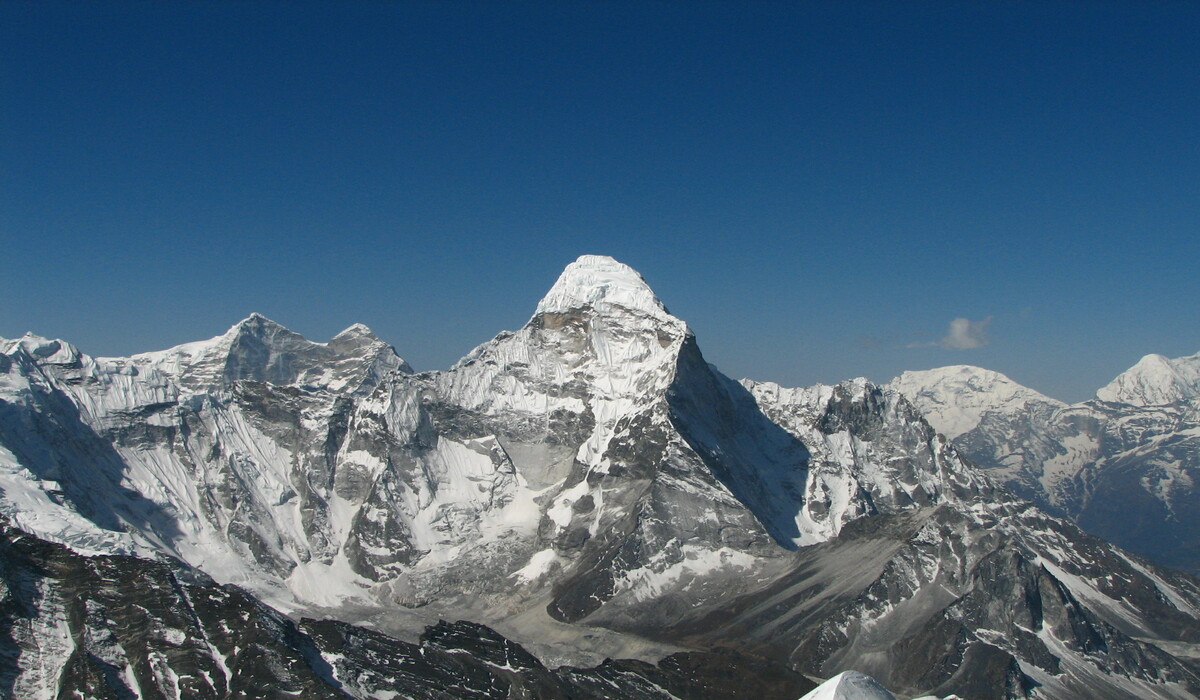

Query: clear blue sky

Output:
[3, 1, 1198, 402]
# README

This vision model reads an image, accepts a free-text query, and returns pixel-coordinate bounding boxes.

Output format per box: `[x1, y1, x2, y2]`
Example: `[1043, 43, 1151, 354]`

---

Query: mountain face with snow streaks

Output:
[1, 255, 1199, 699]
[890, 359, 1200, 576]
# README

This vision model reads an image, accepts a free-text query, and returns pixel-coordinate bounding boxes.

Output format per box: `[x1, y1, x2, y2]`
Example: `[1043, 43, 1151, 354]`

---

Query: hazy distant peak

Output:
[889, 364, 1063, 439]
[1096, 351, 1200, 406]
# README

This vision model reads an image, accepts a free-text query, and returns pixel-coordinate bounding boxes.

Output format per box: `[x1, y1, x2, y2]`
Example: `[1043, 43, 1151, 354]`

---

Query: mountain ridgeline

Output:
[1, 255, 1198, 699]
[891, 360, 1200, 576]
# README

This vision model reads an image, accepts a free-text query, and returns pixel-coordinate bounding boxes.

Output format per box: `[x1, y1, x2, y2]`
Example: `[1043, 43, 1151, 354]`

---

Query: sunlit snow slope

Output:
[2, 255, 1199, 700]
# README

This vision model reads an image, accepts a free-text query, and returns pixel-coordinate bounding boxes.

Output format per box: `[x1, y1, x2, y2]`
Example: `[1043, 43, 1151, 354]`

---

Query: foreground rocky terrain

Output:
[0, 515, 817, 699]
[2, 255, 1198, 698]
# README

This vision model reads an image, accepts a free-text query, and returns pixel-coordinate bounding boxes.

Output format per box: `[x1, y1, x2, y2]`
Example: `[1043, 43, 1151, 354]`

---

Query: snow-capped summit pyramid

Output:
[366, 254, 813, 621]
[533, 254, 675, 322]
[1095, 351, 1200, 406]
[434, 255, 702, 495]
[799, 671, 897, 700]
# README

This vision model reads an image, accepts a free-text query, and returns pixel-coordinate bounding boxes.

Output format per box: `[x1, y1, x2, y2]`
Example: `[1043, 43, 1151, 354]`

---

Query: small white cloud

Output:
[939, 316, 992, 350]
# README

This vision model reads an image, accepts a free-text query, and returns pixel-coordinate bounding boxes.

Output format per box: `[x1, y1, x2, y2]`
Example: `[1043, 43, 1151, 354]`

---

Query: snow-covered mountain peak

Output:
[224, 315, 391, 353]
[327, 322, 405, 359]
[120, 314, 410, 393]
[332, 322, 377, 340]
[533, 254, 676, 324]
[5, 333, 83, 367]
[1096, 351, 1200, 406]
[441, 255, 692, 449]
[889, 365, 1063, 439]
[237, 311, 274, 325]
[6, 272, 1200, 699]
[231, 311, 302, 338]
[799, 671, 898, 700]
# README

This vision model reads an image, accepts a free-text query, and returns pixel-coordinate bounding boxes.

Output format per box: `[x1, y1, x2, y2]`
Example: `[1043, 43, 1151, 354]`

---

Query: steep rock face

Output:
[0, 320, 417, 606]
[890, 360, 1200, 575]
[0, 516, 345, 699]
[2, 255, 1200, 700]
[687, 380, 1200, 700]
[745, 380, 981, 529]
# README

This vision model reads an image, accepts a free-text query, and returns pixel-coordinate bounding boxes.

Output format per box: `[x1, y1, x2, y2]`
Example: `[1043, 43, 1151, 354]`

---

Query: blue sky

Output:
[2, 1, 1198, 402]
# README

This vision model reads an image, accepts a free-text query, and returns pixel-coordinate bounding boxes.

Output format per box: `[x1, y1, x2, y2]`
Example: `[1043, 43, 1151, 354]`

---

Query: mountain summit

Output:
[533, 254, 674, 321]
[799, 671, 898, 700]
[889, 365, 1064, 440]
[116, 312, 411, 394]
[1095, 351, 1200, 406]
[2, 256, 1199, 699]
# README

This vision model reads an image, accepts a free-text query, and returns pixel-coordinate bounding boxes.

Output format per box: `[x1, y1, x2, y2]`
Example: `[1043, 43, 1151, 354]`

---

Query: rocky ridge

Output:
[1, 255, 1199, 699]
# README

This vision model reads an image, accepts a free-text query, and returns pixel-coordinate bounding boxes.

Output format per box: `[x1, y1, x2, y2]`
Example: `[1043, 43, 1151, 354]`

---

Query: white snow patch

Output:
[512, 549, 559, 583]
[798, 670, 898, 700]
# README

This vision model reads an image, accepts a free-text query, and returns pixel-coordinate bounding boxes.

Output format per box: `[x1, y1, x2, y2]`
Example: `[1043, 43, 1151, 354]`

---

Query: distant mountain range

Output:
[2, 255, 1198, 699]
[891, 353, 1200, 576]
